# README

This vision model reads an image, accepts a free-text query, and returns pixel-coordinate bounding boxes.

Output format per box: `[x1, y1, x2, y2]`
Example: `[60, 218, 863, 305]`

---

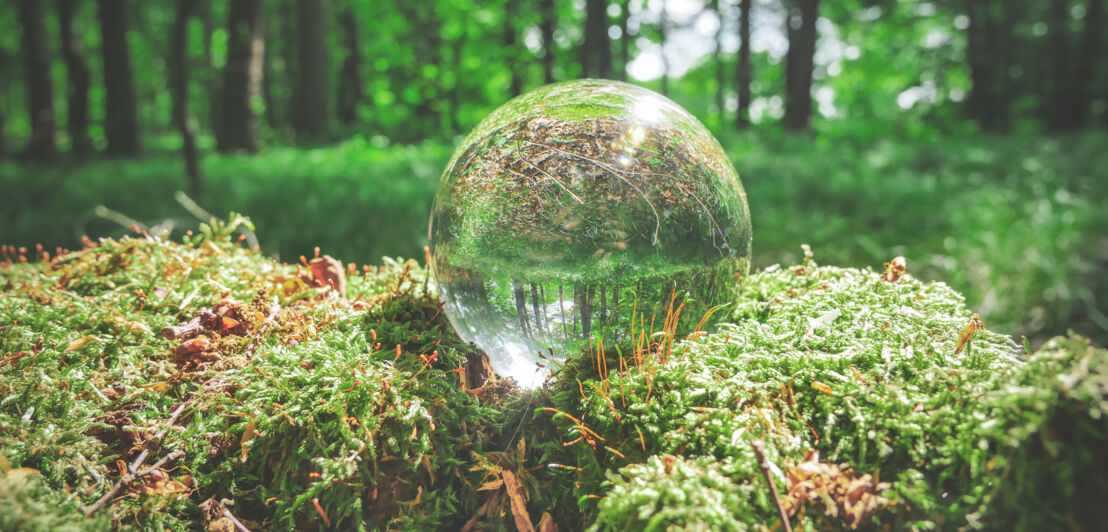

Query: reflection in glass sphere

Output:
[429, 80, 751, 388]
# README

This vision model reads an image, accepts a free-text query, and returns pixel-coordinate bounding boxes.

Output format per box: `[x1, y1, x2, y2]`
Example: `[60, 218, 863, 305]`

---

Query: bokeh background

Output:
[1, 0, 1106, 346]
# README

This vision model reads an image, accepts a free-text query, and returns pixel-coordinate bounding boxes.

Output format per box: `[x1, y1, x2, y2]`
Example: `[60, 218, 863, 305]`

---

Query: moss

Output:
[1, 235, 1104, 530]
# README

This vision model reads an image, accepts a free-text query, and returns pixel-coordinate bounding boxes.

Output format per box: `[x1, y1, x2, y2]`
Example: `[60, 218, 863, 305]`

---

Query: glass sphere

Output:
[429, 80, 751, 388]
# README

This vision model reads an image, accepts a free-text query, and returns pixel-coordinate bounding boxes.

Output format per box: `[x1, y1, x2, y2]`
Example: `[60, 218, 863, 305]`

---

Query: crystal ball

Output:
[428, 80, 751, 387]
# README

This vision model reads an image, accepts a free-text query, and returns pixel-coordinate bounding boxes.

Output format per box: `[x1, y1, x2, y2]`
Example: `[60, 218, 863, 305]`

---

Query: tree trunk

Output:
[540, 0, 556, 83]
[262, 20, 278, 132]
[18, 0, 56, 160]
[337, 7, 362, 124]
[504, 0, 523, 95]
[783, 0, 818, 132]
[660, 0, 670, 95]
[965, 0, 1008, 131]
[1051, 0, 1101, 130]
[582, 0, 613, 78]
[200, 1, 221, 140]
[1080, 0, 1104, 127]
[96, 0, 142, 155]
[736, 0, 752, 129]
[712, 0, 725, 124]
[618, 0, 630, 80]
[171, 0, 202, 191]
[218, 0, 264, 153]
[294, 0, 328, 141]
[57, 0, 92, 155]
[1048, 0, 1077, 130]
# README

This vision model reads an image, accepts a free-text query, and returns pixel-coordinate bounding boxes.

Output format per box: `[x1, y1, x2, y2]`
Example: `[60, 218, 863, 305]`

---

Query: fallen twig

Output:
[84, 449, 185, 518]
[751, 439, 792, 532]
[129, 401, 190, 472]
[222, 508, 253, 532]
[84, 400, 191, 518]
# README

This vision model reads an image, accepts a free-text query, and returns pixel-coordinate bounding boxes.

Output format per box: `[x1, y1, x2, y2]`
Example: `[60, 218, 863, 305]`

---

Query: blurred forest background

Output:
[1, 0, 1106, 346]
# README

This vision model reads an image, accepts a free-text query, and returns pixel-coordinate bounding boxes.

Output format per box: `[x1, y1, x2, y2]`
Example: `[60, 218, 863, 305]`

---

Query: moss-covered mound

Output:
[1, 234, 1104, 531]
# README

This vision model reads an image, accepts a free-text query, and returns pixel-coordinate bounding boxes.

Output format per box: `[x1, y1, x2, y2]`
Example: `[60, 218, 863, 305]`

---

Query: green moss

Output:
[1, 235, 1103, 530]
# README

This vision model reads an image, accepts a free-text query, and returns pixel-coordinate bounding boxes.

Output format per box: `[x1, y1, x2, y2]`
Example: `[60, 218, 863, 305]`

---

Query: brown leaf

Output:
[501, 470, 534, 532]
[176, 337, 212, 356]
[537, 512, 558, 532]
[240, 421, 256, 462]
[308, 255, 347, 299]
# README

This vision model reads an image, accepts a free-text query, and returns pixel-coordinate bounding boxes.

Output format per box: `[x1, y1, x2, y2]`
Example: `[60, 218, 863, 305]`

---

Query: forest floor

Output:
[3, 131, 1106, 347]
[1, 230, 1105, 530]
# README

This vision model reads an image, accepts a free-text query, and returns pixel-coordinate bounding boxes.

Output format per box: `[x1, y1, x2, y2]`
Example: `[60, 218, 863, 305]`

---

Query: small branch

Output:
[222, 508, 253, 532]
[129, 401, 190, 471]
[751, 439, 792, 532]
[84, 401, 191, 518]
[83, 450, 185, 518]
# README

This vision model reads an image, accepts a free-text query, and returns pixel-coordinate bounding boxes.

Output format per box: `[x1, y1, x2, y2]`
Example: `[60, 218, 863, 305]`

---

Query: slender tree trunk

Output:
[1051, 0, 1101, 130]
[200, 1, 220, 139]
[540, 0, 556, 83]
[618, 0, 630, 80]
[337, 7, 362, 124]
[450, 28, 465, 133]
[736, 0, 752, 129]
[659, 0, 670, 95]
[18, 0, 56, 160]
[530, 283, 545, 333]
[1080, 0, 1104, 127]
[262, 21, 278, 132]
[965, 0, 1008, 131]
[58, 0, 92, 155]
[582, 0, 613, 78]
[1048, 0, 1077, 130]
[712, 0, 725, 124]
[282, 4, 300, 139]
[514, 281, 532, 337]
[218, 0, 264, 153]
[783, 0, 818, 132]
[96, 0, 142, 155]
[172, 0, 202, 191]
[504, 0, 523, 95]
[294, 0, 328, 141]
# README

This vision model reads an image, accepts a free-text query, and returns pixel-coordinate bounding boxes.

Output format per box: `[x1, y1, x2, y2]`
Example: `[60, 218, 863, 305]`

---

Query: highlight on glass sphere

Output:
[428, 79, 751, 388]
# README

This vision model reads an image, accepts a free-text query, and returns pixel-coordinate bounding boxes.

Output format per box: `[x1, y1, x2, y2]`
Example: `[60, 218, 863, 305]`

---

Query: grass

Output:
[1, 230, 1105, 530]
[1, 130, 1105, 347]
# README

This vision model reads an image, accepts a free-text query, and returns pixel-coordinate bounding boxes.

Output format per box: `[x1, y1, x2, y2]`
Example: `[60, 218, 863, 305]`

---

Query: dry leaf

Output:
[308, 256, 347, 299]
[240, 421, 256, 462]
[501, 470, 534, 532]
[537, 511, 558, 532]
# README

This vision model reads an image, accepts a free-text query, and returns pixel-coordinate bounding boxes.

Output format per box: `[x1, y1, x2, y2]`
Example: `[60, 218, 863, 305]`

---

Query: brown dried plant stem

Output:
[84, 400, 191, 518]
[751, 439, 792, 532]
